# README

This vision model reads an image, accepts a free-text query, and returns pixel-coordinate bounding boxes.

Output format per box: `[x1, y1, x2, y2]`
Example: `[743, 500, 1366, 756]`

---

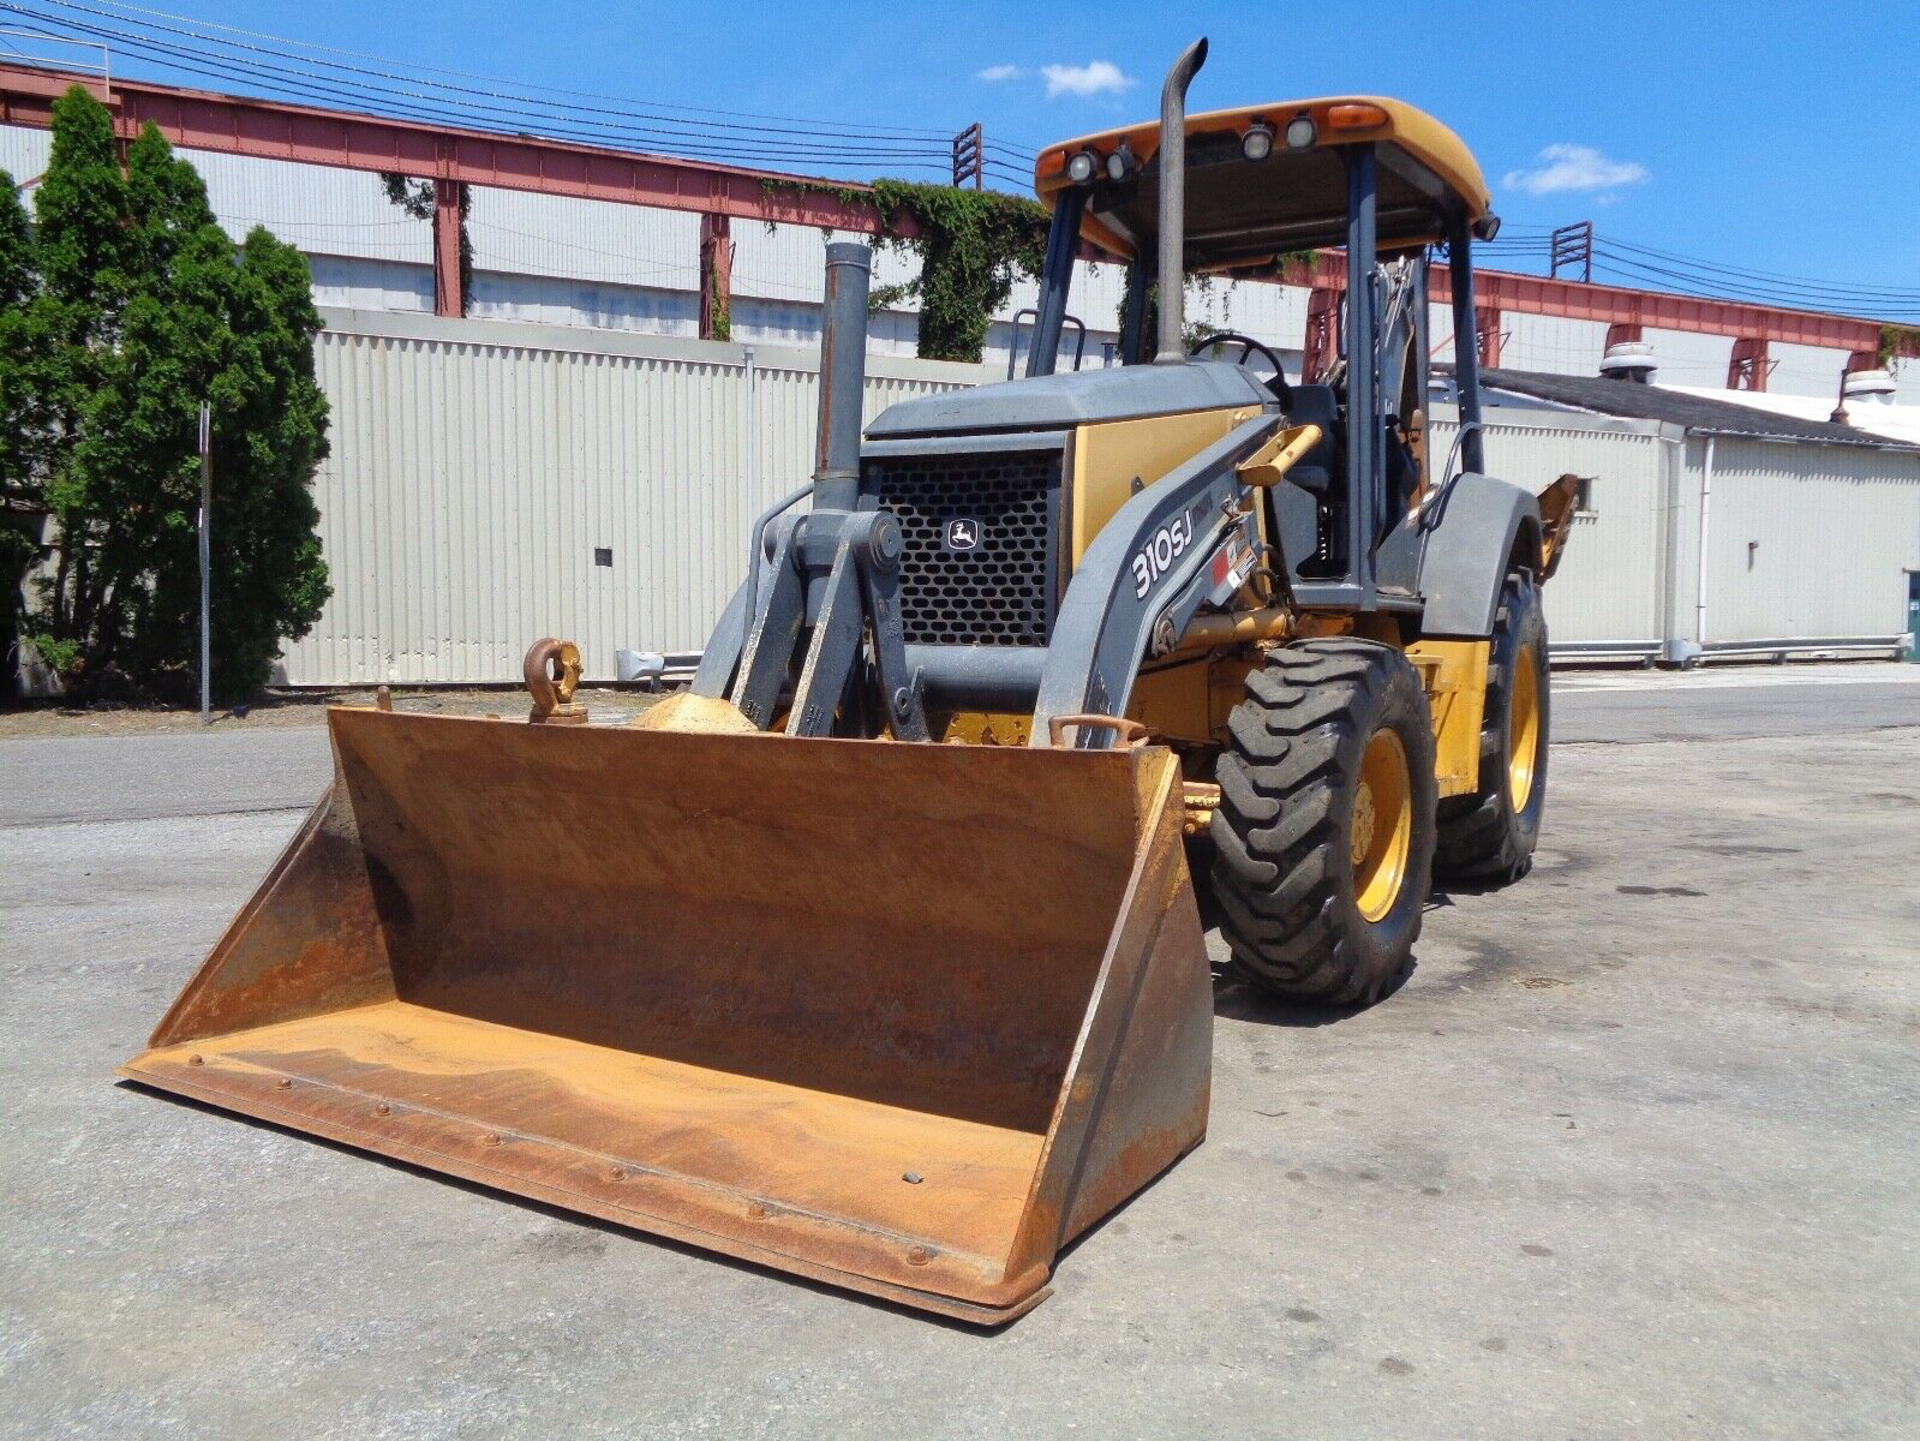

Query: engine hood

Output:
[865, 361, 1275, 441]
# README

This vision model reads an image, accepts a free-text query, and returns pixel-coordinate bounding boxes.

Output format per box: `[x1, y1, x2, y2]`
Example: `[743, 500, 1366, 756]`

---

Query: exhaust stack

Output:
[813, 242, 872, 511]
[1153, 37, 1209, 365]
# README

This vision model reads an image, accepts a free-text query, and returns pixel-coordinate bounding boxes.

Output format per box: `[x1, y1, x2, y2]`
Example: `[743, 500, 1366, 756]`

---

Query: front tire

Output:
[1435, 569, 1549, 884]
[1211, 639, 1439, 1006]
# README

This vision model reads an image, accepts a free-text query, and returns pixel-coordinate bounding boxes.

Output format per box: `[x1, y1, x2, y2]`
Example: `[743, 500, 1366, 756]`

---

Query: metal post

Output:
[699, 212, 733, 341]
[813, 243, 870, 513]
[1345, 145, 1377, 597]
[1025, 187, 1084, 378]
[1447, 212, 1486, 475]
[197, 401, 211, 723]
[431, 178, 465, 318]
[1694, 434, 1716, 659]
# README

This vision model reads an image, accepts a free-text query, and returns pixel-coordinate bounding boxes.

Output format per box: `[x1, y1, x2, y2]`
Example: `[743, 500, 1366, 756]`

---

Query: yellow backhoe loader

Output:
[123, 38, 1577, 1324]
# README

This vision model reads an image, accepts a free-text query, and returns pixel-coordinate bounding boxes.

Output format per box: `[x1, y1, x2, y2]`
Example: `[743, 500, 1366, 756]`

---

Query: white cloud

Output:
[1502, 144, 1649, 197]
[1040, 60, 1135, 98]
[976, 63, 1023, 82]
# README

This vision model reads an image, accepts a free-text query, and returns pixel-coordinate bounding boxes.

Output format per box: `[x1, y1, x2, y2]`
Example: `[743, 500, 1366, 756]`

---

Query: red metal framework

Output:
[1727, 335, 1772, 392]
[0, 62, 900, 318]
[3, 61, 1913, 361]
[1475, 306, 1504, 370]
[1301, 284, 1339, 382]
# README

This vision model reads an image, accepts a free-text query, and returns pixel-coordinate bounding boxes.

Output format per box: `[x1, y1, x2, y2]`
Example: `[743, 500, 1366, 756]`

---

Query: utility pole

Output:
[1549, 221, 1593, 283]
[951, 123, 983, 189]
[198, 401, 212, 724]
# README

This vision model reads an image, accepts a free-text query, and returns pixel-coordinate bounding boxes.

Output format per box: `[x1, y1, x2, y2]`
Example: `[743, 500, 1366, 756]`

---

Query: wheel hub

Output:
[1351, 786, 1377, 865]
[1508, 643, 1541, 811]
[1353, 729, 1413, 923]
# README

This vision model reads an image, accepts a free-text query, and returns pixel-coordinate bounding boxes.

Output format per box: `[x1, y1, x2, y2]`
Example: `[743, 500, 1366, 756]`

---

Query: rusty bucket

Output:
[121, 709, 1212, 1323]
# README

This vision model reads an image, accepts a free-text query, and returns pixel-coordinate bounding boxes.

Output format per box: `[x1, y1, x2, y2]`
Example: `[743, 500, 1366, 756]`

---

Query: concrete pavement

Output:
[2, 666, 1916, 1438]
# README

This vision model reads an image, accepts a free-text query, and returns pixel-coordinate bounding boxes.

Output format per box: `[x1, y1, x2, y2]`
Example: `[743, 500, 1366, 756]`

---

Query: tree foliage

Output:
[4, 86, 331, 702]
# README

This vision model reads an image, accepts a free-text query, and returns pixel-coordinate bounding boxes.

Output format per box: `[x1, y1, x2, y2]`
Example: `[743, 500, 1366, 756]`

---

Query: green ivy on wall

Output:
[762, 178, 1051, 365]
[1876, 324, 1919, 370]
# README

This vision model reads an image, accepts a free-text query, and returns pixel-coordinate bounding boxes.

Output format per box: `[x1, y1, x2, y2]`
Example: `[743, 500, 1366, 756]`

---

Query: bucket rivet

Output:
[748, 1202, 769, 1219]
[374, 1102, 390, 1116]
[482, 1132, 501, 1146]
[907, 1245, 932, 1266]
[902, 1172, 923, 1184]
[188, 1055, 204, 1066]
[275, 1078, 292, 1090]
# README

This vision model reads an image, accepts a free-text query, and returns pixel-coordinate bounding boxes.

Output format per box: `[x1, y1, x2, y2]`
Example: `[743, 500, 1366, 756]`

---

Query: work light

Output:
[1104, 141, 1136, 182]
[1241, 121, 1274, 161]
[1067, 149, 1098, 183]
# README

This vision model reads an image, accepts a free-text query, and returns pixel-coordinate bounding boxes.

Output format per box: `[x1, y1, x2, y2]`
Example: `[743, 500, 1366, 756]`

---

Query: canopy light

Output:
[1240, 120, 1274, 161]
[1284, 115, 1317, 150]
[1325, 102, 1389, 131]
[1067, 149, 1099, 184]
[1104, 141, 1136, 182]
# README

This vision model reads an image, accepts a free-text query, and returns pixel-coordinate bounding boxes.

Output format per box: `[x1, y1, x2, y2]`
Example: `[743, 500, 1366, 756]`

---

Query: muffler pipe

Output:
[1153, 37, 1208, 365]
[814, 242, 872, 512]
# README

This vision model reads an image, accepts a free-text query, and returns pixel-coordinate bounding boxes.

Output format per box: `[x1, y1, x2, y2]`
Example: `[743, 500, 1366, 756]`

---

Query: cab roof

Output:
[1033, 97, 1493, 267]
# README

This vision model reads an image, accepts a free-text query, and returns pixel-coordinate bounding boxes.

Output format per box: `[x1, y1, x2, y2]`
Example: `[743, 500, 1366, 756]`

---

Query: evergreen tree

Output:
[9, 86, 331, 701]
[0, 171, 41, 696]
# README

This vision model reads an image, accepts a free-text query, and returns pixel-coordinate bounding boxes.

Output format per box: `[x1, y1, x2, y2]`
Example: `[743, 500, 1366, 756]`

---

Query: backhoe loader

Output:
[123, 38, 1577, 1324]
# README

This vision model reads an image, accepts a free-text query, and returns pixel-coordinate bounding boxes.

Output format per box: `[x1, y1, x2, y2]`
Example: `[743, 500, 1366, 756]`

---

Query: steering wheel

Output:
[1188, 332, 1292, 405]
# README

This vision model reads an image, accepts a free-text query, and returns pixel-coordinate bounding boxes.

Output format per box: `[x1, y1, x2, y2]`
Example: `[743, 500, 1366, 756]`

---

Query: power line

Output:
[67, 0, 970, 141]
[6, 1, 1057, 186]
[6, 4, 964, 168]
[1595, 233, 1920, 301]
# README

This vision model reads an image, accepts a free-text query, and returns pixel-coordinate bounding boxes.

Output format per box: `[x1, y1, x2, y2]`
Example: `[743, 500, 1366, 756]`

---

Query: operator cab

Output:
[1027, 95, 1498, 605]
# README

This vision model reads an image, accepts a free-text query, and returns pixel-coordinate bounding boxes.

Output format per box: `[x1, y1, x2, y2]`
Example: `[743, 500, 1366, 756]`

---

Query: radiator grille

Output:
[866, 450, 1061, 647]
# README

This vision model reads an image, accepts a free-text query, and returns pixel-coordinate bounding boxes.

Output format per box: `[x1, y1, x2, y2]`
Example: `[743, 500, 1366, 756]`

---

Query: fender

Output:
[1416, 472, 1542, 638]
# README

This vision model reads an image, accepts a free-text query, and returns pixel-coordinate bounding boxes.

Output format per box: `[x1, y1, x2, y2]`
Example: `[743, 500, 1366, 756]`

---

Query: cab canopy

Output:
[1034, 97, 1494, 269]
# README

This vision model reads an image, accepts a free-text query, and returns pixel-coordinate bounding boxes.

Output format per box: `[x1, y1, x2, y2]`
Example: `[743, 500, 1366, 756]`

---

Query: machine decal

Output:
[944, 517, 982, 553]
[1131, 510, 1196, 598]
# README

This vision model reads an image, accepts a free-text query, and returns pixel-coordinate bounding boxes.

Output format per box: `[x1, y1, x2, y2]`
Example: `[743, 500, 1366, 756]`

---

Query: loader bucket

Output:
[121, 709, 1212, 1324]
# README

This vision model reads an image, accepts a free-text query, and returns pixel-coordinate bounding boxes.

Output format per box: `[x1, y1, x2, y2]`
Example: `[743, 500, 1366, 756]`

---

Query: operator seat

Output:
[1282, 384, 1343, 499]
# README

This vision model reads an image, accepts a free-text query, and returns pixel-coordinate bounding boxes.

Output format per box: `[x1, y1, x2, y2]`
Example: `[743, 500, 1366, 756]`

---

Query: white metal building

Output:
[7, 123, 1916, 404]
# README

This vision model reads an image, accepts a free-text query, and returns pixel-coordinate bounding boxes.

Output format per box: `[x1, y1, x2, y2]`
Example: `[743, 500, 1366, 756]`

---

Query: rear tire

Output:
[1212, 639, 1438, 1006]
[1435, 569, 1549, 884]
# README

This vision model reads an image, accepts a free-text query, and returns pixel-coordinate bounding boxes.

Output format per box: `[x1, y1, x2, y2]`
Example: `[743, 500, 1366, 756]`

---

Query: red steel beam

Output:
[432, 178, 463, 319]
[1435, 266, 1885, 356]
[1234, 249, 1892, 357]
[698, 212, 733, 341]
[0, 63, 901, 235]
[3, 62, 1909, 360]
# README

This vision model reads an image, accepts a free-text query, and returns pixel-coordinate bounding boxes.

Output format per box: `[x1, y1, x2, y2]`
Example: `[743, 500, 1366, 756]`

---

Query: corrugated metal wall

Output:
[1435, 416, 1674, 655]
[1696, 436, 1920, 648]
[285, 316, 1916, 686]
[281, 309, 990, 685]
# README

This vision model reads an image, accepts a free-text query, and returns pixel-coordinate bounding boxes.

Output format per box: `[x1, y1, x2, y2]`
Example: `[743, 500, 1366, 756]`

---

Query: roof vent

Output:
[1599, 340, 1657, 384]
[1842, 367, 1896, 406]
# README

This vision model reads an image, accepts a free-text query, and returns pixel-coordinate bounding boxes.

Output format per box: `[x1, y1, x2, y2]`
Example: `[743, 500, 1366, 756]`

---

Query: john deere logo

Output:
[945, 518, 982, 552]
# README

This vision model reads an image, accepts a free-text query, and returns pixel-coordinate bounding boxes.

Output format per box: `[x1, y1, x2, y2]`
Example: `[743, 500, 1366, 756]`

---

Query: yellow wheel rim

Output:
[1508, 643, 1541, 812]
[1352, 728, 1412, 923]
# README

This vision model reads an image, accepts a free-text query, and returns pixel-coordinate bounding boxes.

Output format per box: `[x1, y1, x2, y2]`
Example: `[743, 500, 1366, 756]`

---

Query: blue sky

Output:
[13, 1, 1918, 309]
